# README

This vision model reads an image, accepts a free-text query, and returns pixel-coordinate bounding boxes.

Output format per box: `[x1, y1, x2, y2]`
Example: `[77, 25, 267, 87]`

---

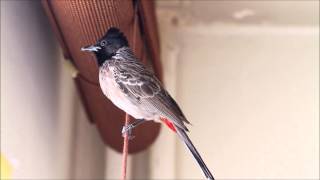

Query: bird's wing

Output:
[110, 59, 190, 130]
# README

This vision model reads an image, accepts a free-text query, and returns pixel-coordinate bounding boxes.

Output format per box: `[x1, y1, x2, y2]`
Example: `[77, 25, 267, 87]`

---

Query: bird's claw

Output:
[122, 124, 135, 140]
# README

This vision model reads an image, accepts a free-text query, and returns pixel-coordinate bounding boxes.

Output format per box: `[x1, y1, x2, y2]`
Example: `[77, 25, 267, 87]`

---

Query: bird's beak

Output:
[81, 45, 101, 52]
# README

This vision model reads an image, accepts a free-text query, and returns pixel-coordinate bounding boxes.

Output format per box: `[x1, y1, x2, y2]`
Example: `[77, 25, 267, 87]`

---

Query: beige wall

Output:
[146, 1, 319, 179]
[105, 1, 319, 179]
[1, 1, 105, 179]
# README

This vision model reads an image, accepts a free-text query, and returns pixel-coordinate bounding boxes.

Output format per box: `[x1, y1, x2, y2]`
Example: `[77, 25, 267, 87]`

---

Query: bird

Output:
[81, 27, 214, 180]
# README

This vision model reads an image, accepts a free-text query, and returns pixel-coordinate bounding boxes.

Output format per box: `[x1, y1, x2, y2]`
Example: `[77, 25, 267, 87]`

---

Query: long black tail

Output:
[176, 127, 214, 180]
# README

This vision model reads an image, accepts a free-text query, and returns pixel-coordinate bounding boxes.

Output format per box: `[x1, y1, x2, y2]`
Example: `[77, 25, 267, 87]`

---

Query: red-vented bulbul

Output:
[81, 27, 214, 180]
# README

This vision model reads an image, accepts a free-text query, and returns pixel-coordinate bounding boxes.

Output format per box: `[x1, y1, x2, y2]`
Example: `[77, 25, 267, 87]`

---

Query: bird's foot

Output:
[122, 124, 135, 140]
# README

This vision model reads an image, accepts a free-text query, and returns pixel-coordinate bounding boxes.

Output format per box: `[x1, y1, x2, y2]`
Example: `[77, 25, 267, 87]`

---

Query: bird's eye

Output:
[100, 40, 107, 46]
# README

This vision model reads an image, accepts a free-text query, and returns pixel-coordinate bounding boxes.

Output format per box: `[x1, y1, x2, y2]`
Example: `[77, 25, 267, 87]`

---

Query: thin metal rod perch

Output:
[121, 1, 139, 179]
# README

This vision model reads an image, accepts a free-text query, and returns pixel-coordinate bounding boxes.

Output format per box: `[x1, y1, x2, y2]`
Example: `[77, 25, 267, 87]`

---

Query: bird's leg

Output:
[122, 119, 145, 138]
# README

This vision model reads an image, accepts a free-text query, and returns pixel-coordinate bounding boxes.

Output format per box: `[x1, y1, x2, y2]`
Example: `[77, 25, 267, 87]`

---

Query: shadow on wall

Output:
[1, 1, 105, 179]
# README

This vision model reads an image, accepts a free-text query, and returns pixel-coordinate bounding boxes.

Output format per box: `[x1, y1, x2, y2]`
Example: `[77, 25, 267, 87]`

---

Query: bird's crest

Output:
[102, 27, 127, 43]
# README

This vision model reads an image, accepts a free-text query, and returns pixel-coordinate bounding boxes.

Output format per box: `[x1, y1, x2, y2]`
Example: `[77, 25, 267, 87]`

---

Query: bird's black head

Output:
[81, 27, 129, 66]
